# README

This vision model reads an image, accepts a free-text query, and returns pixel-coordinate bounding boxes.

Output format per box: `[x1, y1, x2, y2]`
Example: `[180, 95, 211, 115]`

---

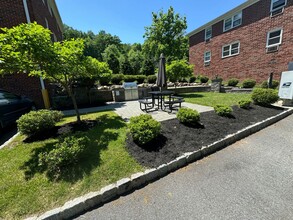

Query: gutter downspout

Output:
[23, 0, 50, 109]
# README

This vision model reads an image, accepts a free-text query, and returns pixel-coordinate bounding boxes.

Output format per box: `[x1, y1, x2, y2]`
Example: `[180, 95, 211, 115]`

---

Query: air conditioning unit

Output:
[204, 61, 210, 66]
[266, 45, 279, 53]
[270, 7, 284, 17]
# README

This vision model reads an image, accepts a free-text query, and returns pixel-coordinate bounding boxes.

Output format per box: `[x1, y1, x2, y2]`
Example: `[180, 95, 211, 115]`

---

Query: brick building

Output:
[0, 0, 63, 108]
[187, 0, 293, 83]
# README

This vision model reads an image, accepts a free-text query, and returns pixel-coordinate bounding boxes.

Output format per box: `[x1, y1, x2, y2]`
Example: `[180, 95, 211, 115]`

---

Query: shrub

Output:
[147, 75, 157, 84]
[136, 75, 147, 84]
[199, 75, 209, 83]
[17, 110, 63, 136]
[189, 76, 197, 83]
[214, 104, 233, 117]
[129, 114, 161, 145]
[111, 74, 124, 85]
[123, 75, 137, 82]
[99, 75, 111, 85]
[261, 80, 279, 89]
[251, 88, 279, 106]
[238, 100, 252, 109]
[227, 78, 239, 87]
[176, 108, 200, 125]
[39, 135, 90, 178]
[242, 79, 256, 88]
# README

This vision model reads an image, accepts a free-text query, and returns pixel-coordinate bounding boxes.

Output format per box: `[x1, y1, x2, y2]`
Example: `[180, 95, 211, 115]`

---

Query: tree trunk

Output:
[68, 88, 81, 122]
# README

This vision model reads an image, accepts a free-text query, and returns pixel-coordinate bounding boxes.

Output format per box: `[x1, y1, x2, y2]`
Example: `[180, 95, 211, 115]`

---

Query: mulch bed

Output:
[126, 105, 285, 168]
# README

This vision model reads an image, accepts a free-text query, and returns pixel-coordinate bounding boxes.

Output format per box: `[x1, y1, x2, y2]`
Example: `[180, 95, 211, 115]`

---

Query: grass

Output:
[0, 111, 143, 220]
[180, 92, 252, 107]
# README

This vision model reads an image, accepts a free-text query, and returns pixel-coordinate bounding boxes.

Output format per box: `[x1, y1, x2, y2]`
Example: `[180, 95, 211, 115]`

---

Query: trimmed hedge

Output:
[261, 80, 279, 89]
[227, 78, 239, 87]
[128, 114, 161, 146]
[176, 108, 200, 125]
[238, 99, 252, 109]
[147, 75, 157, 84]
[214, 104, 233, 117]
[242, 79, 256, 88]
[199, 75, 209, 83]
[17, 110, 63, 137]
[251, 88, 279, 106]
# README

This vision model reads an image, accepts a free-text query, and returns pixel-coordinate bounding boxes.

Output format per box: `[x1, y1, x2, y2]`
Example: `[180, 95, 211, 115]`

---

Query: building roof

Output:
[47, 0, 64, 32]
[186, 0, 260, 37]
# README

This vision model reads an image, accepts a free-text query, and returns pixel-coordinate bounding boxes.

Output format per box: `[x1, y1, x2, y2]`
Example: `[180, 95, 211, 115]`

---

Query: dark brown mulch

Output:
[126, 105, 285, 168]
[23, 120, 97, 143]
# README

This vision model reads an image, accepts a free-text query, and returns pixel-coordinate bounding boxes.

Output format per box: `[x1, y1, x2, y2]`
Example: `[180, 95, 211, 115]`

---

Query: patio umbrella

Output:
[156, 53, 167, 91]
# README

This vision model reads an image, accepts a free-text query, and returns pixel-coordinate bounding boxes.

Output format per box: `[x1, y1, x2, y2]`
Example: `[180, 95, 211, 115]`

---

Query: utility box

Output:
[278, 71, 293, 100]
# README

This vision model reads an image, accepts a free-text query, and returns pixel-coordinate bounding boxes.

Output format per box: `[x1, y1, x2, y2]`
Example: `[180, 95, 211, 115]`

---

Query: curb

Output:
[27, 108, 293, 220]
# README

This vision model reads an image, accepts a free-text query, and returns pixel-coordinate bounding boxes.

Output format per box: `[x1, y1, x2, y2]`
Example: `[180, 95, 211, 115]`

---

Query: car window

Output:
[0, 91, 20, 101]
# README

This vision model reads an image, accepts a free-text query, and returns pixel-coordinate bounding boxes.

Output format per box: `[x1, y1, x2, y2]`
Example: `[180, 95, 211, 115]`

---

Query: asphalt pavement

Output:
[75, 114, 293, 220]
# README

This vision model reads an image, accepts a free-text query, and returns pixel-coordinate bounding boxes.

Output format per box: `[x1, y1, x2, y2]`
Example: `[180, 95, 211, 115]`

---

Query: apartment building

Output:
[187, 0, 293, 82]
[0, 0, 63, 107]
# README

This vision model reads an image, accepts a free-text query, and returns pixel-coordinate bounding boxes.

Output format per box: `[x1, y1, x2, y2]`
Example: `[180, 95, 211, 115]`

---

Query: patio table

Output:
[148, 90, 174, 110]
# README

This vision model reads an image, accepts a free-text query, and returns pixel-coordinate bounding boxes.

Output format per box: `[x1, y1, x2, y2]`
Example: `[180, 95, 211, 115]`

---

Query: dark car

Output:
[0, 90, 35, 129]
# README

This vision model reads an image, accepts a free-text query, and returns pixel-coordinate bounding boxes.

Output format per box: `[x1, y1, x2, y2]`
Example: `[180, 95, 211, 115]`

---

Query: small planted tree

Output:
[166, 60, 193, 85]
[0, 22, 111, 122]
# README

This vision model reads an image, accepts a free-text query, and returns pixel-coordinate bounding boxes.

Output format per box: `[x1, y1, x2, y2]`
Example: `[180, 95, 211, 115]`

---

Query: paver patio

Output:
[62, 100, 213, 121]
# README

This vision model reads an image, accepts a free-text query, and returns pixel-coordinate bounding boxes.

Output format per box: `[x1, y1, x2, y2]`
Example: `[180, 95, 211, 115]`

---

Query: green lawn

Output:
[180, 92, 252, 107]
[0, 112, 143, 220]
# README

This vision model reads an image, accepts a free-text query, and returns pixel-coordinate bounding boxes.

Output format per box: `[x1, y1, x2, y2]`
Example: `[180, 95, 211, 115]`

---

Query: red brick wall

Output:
[0, 0, 63, 108]
[189, 0, 293, 83]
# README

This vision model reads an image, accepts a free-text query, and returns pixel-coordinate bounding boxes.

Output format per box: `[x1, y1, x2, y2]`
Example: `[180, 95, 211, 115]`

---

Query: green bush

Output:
[129, 114, 161, 145]
[260, 80, 279, 89]
[238, 100, 252, 109]
[189, 76, 197, 83]
[99, 75, 111, 85]
[147, 75, 157, 84]
[214, 104, 233, 117]
[39, 135, 90, 178]
[251, 88, 279, 106]
[136, 75, 147, 84]
[199, 75, 209, 83]
[227, 78, 239, 87]
[242, 79, 256, 88]
[17, 110, 63, 136]
[176, 108, 200, 125]
[111, 74, 124, 85]
[124, 75, 137, 82]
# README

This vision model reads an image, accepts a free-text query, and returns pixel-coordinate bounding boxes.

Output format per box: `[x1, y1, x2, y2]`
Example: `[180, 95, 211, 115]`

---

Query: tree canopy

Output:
[0, 22, 111, 122]
[143, 6, 188, 63]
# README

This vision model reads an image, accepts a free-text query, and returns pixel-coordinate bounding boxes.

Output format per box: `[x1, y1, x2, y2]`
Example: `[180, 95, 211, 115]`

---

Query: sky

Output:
[55, 0, 247, 44]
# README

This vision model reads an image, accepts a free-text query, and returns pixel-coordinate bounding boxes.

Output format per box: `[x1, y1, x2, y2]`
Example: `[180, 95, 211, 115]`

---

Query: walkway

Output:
[75, 114, 293, 220]
[63, 100, 213, 122]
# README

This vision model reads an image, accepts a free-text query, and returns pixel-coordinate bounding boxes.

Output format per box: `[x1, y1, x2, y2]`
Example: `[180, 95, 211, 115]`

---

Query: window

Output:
[204, 51, 211, 65]
[224, 12, 242, 31]
[222, 42, 240, 58]
[205, 27, 212, 40]
[266, 29, 283, 47]
[271, 0, 287, 12]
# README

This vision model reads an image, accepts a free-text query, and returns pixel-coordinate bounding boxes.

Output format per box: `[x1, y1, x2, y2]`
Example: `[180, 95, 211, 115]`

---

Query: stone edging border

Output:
[26, 108, 293, 220]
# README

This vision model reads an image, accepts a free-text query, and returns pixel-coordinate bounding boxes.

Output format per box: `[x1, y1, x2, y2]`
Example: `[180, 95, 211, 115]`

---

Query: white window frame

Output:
[266, 28, 283, 48]
[205, 26, 212, 41]
[222, 41, 240, 58]
[270, 0, 287, 12]
[204, 51, 211, 65]
[224, 12, 242, 32]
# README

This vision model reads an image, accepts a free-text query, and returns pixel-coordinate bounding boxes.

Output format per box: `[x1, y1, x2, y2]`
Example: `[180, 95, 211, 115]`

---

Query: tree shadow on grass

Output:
[20, 114, 126, 183]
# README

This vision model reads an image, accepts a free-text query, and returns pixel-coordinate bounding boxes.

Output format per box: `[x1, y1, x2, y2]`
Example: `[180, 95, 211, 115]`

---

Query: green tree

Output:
[119, 54, 133, 75]
[128, 45, 144, 74]
[166, 60, 193, 83]
[0, 22, 110, 122]
[143, 6, 188, 62]
[102, 44, 121, 74]
[140, 57, 155, 75]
